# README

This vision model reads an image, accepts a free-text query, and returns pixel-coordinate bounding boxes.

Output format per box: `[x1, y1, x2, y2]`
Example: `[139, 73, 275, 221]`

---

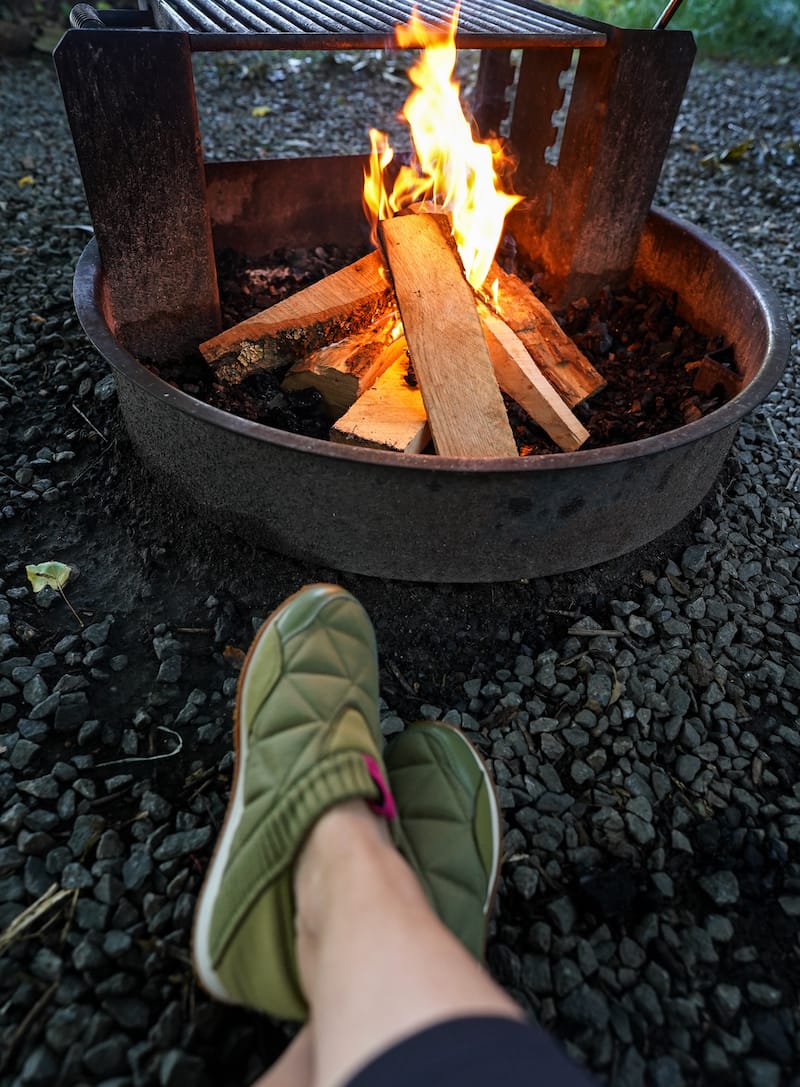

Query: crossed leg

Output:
[254, 799, 522, 1087]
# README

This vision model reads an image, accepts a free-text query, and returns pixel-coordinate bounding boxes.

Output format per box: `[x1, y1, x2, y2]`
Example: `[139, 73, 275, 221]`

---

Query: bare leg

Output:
[294, 800, 523, 1087]
[251, 1026, 313, 1087]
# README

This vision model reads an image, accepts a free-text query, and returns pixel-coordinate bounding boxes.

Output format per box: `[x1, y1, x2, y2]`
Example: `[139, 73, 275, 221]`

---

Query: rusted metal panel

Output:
[54, 28, 220, 360]
[510, 28, 696, 301]
[205, 157, 372, 256]
[471, 48, 516, 136]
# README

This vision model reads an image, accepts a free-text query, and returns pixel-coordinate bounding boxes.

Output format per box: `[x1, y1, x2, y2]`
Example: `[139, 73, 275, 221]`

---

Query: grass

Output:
[562, 0, 800, 64]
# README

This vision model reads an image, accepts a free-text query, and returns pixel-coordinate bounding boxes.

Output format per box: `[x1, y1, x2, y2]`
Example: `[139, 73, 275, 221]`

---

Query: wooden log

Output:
[480, 308, 589, 452]
[281, 314, 400, 417]
[330, 352, 431, 453]
[378, 213, 517, 459]
[199, 251, 393, 384]
[486, 262, 605, 407]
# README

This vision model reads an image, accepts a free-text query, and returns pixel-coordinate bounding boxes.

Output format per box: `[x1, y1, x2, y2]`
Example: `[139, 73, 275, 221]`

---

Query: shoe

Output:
[192, 584, 395, 1021]
[385, 721, 502, 961]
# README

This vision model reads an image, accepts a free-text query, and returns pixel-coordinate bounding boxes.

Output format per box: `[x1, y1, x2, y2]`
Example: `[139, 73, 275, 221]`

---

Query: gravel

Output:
[1, 40, 800, 1087]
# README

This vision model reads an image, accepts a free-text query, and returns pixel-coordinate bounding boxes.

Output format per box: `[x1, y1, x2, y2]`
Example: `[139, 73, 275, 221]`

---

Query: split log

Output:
[281, 313, 400, 417]
[480, 308, 589, 452]
[378, 213, 517, 459]
[330, 352, 430, 453]
[486, 263, 605, 407]
[199, 251, 393, 384]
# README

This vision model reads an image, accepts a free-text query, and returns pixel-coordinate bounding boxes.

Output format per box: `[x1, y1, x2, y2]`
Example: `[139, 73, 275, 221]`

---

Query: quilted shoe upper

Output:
[385, 722, 501, 962]
[195, 584, 385, 1019]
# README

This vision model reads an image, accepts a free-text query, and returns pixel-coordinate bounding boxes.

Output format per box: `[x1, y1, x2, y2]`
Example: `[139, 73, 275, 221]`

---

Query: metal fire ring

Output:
[73, 209, 790, 582]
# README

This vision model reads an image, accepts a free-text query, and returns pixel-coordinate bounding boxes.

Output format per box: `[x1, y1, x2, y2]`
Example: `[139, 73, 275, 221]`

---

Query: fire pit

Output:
[56, 2, 790, 581]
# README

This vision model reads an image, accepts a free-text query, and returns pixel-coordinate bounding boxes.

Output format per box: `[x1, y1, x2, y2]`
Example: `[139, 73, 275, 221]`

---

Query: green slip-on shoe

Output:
[385, 721, 502, 961]
[192, 583, 395, 1021]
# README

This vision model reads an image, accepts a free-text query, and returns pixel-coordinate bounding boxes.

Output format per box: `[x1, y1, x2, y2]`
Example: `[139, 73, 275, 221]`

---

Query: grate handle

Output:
[653, 0, 687, 29]
[70, 4, 105, 27]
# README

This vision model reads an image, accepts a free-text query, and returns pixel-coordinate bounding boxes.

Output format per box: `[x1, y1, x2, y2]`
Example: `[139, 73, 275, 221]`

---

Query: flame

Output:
[362, 6, 520, 291]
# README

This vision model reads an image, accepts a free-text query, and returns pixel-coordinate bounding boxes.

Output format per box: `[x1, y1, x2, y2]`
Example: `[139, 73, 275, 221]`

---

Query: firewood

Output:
[486, 263, 605, 407]
[200, 251, 393, 384]
[330, 352, 430, 453]
[281, 313, 400, 417]
[378, 213, 517, 459]
[480, 308, 589, 452]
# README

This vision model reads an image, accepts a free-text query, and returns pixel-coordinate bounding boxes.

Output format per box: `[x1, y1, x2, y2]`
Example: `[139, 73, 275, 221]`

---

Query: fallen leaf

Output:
[17, 175, 35, 187]
[251, 105, 272, 117]
[223, 645, 245, 666]
[26, 561, 72, 593]
[720, 137, 754, 162]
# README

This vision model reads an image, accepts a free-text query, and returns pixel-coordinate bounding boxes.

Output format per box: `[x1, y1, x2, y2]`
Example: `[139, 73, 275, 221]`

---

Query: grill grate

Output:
[149, 0, 606, 48]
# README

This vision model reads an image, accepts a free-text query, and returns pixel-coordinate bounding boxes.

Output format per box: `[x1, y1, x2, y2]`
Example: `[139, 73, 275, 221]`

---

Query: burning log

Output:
[480, 309, 589, 452]
[377, 212, 518, 459]
[330, 354, 430, 453]
[488, 263, 606, 408]
[200, 251, 393, 384]
[281, 313, 400, 416]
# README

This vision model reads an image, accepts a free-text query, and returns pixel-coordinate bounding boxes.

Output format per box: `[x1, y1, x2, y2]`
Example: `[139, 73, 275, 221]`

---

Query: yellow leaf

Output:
[17, 175, 35, 188]
[26, 561, 71, 593]
[251, 105, 272, 117]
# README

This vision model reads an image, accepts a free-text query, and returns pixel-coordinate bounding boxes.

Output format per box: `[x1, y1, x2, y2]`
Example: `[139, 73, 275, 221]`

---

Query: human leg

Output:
[293, 797, 523, 1087]
[193, 585, 594, 1087]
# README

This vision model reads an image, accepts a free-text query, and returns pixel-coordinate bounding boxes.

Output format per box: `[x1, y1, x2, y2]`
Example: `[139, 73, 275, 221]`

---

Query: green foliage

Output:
[569, 0, 800, 63]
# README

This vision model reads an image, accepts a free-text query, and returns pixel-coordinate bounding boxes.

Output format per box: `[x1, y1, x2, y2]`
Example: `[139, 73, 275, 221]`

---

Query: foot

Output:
[385, 722, 502, 960]
[192, 584, 395, 1021]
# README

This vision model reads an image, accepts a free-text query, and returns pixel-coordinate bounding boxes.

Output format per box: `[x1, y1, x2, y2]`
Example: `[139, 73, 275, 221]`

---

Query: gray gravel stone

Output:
[82, 617, 113, 648]
[511, 865, 539, 899]
[745, 1059, 782, 1087]
[747, 982, 783, 1008]
[152, 827, 212, 861]
[122, 849, 152, 891]
[698, 871, 740, 906]
[159, 1048, 206, 1087]
[559, 984, 610, 1030]
[20, 1045, 59, 1086]
[546, 896, 576, 936]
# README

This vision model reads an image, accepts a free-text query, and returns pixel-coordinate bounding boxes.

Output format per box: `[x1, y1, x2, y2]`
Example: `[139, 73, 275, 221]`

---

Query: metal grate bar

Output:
[159, 0, 218, 31]
[152, 0, 606, 42]
[214, 0, 331, 32]
[188, 0, 250, 31]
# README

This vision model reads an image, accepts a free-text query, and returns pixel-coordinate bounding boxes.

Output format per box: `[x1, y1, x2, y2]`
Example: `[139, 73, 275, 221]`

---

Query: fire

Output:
[362, 6, 520, 292]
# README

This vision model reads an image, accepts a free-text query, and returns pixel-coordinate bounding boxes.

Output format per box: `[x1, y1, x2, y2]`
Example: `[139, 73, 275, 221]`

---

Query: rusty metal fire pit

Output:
[73, 196, 789, 582]
[57, 2, 789, 580]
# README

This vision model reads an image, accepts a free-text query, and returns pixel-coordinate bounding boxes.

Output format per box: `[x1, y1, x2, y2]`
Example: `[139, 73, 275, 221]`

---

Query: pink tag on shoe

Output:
[362, 755, 398, 821]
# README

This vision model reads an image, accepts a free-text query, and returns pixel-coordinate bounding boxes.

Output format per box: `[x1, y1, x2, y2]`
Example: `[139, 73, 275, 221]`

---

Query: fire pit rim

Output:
[74, 208, 789, 474]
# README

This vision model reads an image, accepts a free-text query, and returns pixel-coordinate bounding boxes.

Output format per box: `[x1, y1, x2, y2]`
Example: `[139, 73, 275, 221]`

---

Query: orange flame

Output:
[362, 6, 520, 291]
